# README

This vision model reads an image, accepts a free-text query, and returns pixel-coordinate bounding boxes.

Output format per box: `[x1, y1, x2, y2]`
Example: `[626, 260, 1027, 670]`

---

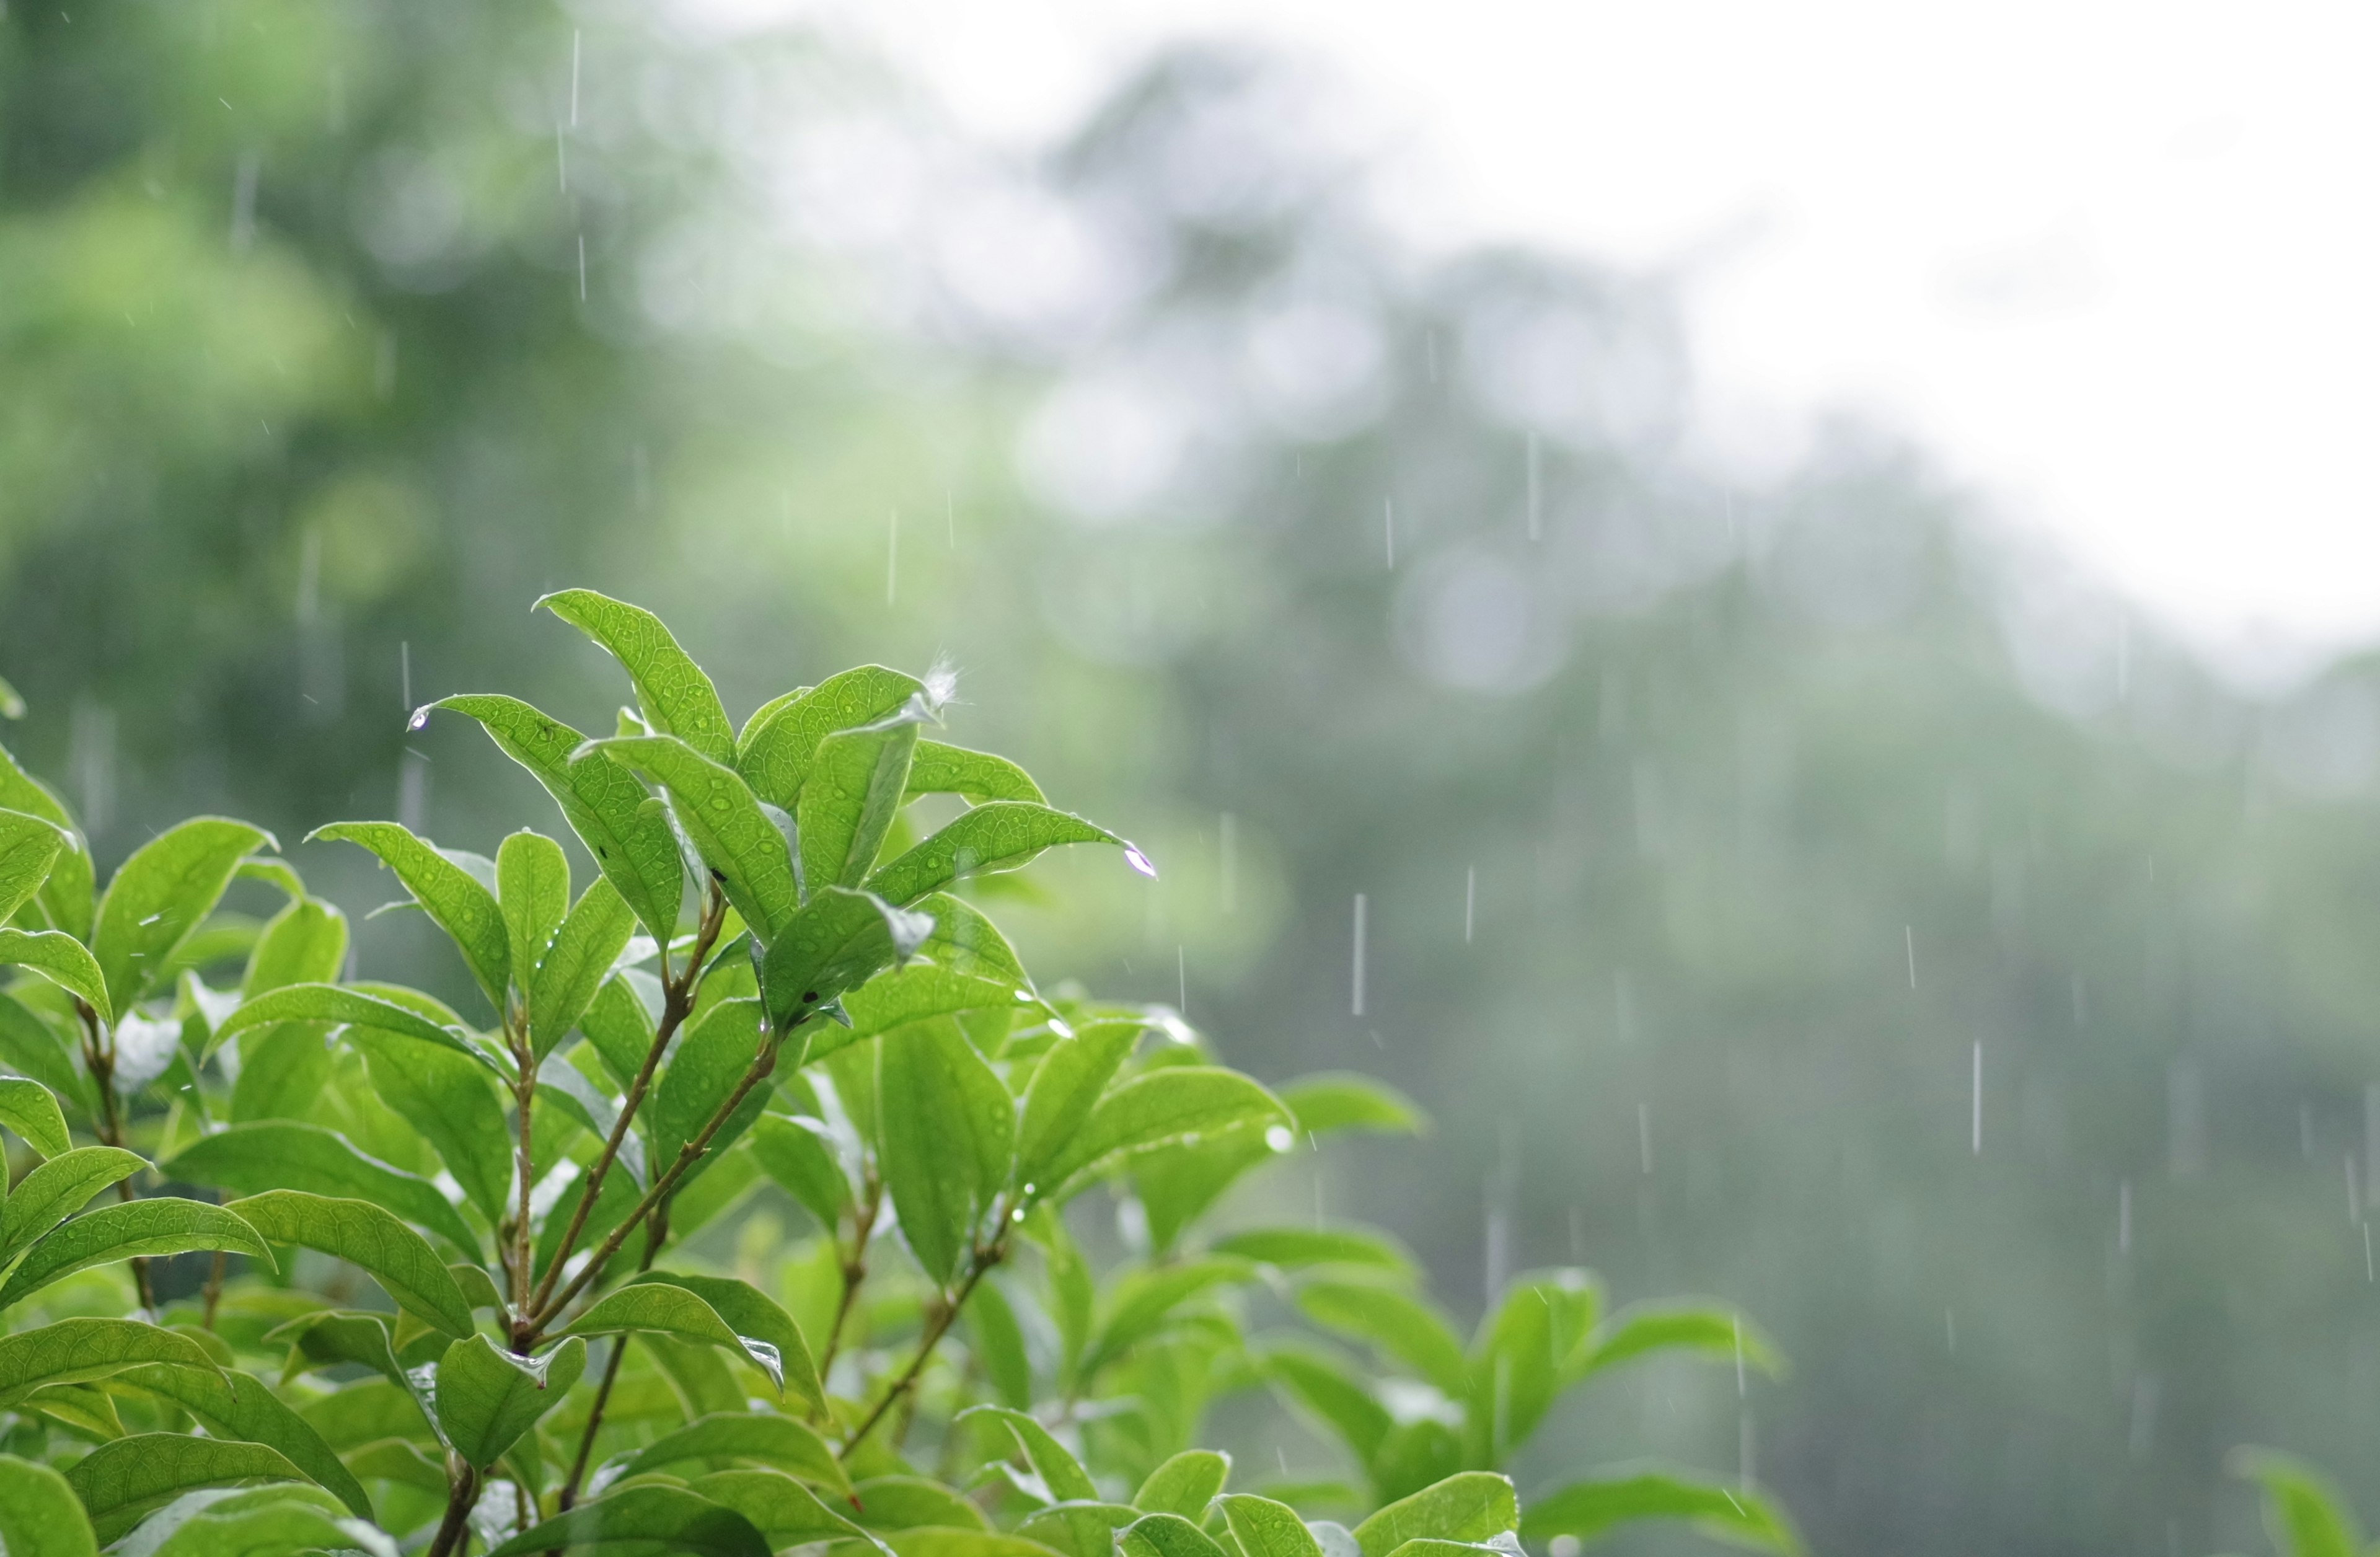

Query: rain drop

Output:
[1122, 842, 1158, 879]
[1265, 1124, 1295, 1153]
[408, 705, 431, 731]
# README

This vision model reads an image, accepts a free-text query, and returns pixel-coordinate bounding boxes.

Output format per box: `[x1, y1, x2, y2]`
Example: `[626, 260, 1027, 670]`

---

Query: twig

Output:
[509, 1005, 538, 1343]
[839, 1246, 1003, 1460]
[817, 1178, 881, 1382]
[557, 1212, 669, 1511]
[425, 1460, 481, 1557]
[528, 888, 726, 1317]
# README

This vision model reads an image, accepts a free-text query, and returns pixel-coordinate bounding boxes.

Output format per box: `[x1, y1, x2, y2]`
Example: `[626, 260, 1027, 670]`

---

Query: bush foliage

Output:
[0, 593, 1792, 1554]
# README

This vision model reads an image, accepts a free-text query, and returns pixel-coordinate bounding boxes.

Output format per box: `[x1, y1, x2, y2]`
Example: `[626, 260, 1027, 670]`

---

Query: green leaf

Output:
[1297, 1282, 1469, 1396]
[1124, 1512, 1232, 1557]
[1278, 1074, 1429, 1137]
[1137, 1452, 1232, 1518]
[498, 829, 571, 999]
[0, 1076, 72, 1158]
[490, 1484, 774, 1557]
[1039, 1067, 1292, 1199]
[1468, 1272, 1602, 1461]
[1081, 1258, 1256, 1381]
[0, 928, 112, 1026]
[693, 1468, 884, 1549]
[433, 1333, 586, 1468]
[0, 807, 68, 926]
[852, 1475, 992, 1532]
[906, 742, 1047, 805]
[90, 818, 271, 1015]
[348, 1025, 512, 1222]
[0, 1198, 273, 1310]
[532, 877, 638, 1057]
[966, 1276, 1034, 1409]
[866, 803, 1134, 907]
[2233, 1449, 2361, 1557]
[112, 1362, 374, 1520]
[800, 718, 924, 894]
[0, 1320, 222, 1407]
[240, 896, 348, 1000]
[64, 1434, 309, 1543]
[759, 886, 935, 1034]
[1351, 1475, 1516, 1557]
[958, 1405, 1098, 1503]
[143, 1497, 387, 1557]
[162, 1121, 479, 1258]
[208, 982, 491, 1070]
[224, 1191, 476, 1338]
[1520, 1470, 1801, 1556]
[587, 734, 802, 940]
[915, 893, 1031, 984]
[1212, 1228, 1412, 1274]
[814, 966, 1031, 1070]
[879, 1533, 1072, 1557]
[1263, 1348, 1391, 1467]
[538, 589, 738, 764]
[1214, 1496, 1320, 1557]
[0, 1453, 97, 1557]
[751, 1114, 852, 1232]
[630, 1269, 824, 1414]
[555, 1282, 786, 1390]
[878, 1018, 1015, 1286]
[580, 971, 661, 1091]
[270, 1310, 402, 1385]
[1015, 1020, 1143, 1193]
[1020, 1505, 1148, 1557]
[0, 746, 91, 941]
[1582, 1303, 1781, 1383]
[650, 997, 770, 1183]
[0, 993, 87, 1114]
[308, 821, 510, 1009]
[738, 666, 925, 810]
[611, 1409, 848, 1496]
[428, 694, 687, 943]
[0, 1147, 148, 1268]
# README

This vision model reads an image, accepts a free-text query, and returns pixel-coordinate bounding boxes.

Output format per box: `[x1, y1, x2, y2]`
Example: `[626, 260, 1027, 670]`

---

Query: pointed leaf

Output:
[630, 1269, 824, 1414]
[1137, 1452, 1232, 1518]
[309, 821, 509, 1008]
[1015, 1020, 1144, 1191]
[1582, 1303, 1782, 1383]
[163, 1121, 479, 1257]
[852, 1475, 991, 1532]
[751, 1114, 852, 1233]
[587, 734, 801, 940]
[433, 1333, 586, 1468]
[906, 742, 1047, 805]
[538, 589, 737, 764]
[915, 893, 1030, 984]
[878, 1018, 1015, 1286]
[90, 818, 270, 1015]
[0, 992, 87, 1113]
[758, 886, 934, 1033]
[1263, 1348, 1392, 1467]
[0, 1199, 273, 1311]
[64, 1434, 307, 1543]
[348, 1026, 512, 1222]
[0, 1320, 223, 1406]
[0, 929, 111, 1026]
[738, 666, 925, 809]
[1041, 1067, 1292, 1199]
[0, 746, 90, 941]
[1279, 1075, 1429, 1137]
[1298, 1282, 1469, 1397]
[1520, 1470, 1800, 1556]
[0, 1453, 96, 1557]
[498, 829, 571, 997]
[0, 808, 68, 926]
[1081, 1258, 1256, 1382]
[208, 982, 491, 1070]
[112, 1362, 374, 1519]
[224, 1191, 475, 1338]
[555, 1282, 785, 1389]
[611, 1410, 848, 1496]
[1124, 1512, 1232, 1557]
[0, 1076, 72, 1158]
[428, 694, 686, 943]
[1213, 1228, 1412, 1274]
[800, 719, 923, 894]
[0, 1148, 148, 1268]
[532, 877, 638, 1057]
[649, 998, 770, 1184]
[240, 896, 349, 1000]
[693, 1469, 886, 1550]
[1351, 1475, 1517, 1557]
[959, 1405, 1098, 1503]
[866, 804, 1131, 907]
[2233, 1449, 2362, 1557]
[812, 964, 1033, 1069]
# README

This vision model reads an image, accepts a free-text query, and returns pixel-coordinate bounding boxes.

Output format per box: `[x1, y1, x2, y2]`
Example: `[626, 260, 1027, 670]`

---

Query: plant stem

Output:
[77, 1000, 155, 1313]
[817, 1178, 881, 1382]
[200, 1250, 227, 1330]
[839, 1245, 1003, 1461]
[508, 1007, 538, 1344]
[426, 1460, 481, 1557]
[556, 1213, 667, 1511]
[528, 888, 725, 1317]
[531, 1032, 780, 1333]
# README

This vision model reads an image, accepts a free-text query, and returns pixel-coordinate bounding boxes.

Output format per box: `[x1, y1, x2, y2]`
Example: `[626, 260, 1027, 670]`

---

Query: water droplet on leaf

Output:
[1123, 843, 1157, 879]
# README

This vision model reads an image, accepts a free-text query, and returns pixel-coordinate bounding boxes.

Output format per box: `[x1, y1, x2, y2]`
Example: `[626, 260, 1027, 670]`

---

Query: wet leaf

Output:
[1038, 1067, 1291, 1201]
[1136, 1451, 1232, 1519]
[434, 1333, 586, 1468]
[0, 1076, 73, 1158]
[239, 896, 348, 1000]
[112, 1362, 373, 1519]
[1350, 1473, 1516, 1557]
[758, 886, 933, 1034]
[309, 820, 509, 1009]
[1520, 1471, 1801, 1556]
[224, 1191, 475, 1338]
[738, 666, 925, 809]
[878, 1018, 1015, 1286]
[1124, 1512, 1232, 1557]
[0, 929, 112, 1026]
[497, 829, 571, 999]
[64, 1434, 307, 1544]
[488, 1483, 774, 1557]
[800, 718, 923, 894]
[629, 1268, 824, 1414]
[0, 1198, 273, 1311]
[610, 1409, 848, 1497]
[90, 818, 270, 1015]
[0, 807, 68, 927]
[906, 741, 1046, 805]
[0, 1148, 148, 1268]
[555, 1283, 785, 1392]
[538, 588, 738, 764]
[865, 803, 1130, 908]
[163, 1121, 479, 1258]
[590, 734, 803, 940]
[0, 1452, 96, 1557]
[531, 876, 637, 1057]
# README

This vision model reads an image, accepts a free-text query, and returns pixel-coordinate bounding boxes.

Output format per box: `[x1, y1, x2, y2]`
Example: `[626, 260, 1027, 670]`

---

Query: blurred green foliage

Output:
[9, 6, 2380, 1555]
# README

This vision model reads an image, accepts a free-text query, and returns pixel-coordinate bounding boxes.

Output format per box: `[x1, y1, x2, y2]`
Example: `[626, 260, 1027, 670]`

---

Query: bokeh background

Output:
[7, 6, 2380, 1554]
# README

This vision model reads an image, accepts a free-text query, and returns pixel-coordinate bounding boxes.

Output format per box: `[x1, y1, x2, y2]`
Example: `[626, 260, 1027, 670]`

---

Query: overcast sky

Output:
[777, 0, 2380, 679]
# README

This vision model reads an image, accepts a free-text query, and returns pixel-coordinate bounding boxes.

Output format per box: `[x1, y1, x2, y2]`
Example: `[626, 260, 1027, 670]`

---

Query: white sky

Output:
[790, 0, 2380, 675]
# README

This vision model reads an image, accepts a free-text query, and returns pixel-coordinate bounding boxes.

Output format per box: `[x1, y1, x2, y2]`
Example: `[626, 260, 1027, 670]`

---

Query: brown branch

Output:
[76, 1000, 154, 1314]
[816, 1177, 881, 1384]
[527, 888, 726, 1318]
[425, 1460, 481, 1557]
[557, 1212, 669, 1512]
[838, 1243, 1005, 1461]
[508, 1005, 539, 1343]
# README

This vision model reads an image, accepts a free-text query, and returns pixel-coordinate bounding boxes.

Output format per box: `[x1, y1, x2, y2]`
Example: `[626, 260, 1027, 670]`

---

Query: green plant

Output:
[0, 591, 1795, 1554]
[2223, 1450, 2379, 1557]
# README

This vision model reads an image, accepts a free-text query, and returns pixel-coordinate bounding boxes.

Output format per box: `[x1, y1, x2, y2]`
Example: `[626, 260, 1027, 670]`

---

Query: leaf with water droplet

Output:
[866, 803, 1134, 907]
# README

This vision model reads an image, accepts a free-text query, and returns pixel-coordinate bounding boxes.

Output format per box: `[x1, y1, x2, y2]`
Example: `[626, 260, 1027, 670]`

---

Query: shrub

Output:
[0, 592, 1796, 1554]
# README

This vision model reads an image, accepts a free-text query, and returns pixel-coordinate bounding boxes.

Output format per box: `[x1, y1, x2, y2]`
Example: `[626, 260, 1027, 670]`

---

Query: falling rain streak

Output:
[1351, 893, 1368, 1018]
[1905, 925, 1916, 989]
[1383, 498, 1395, 569]
[1971, 1041, 1983, 1155]
[1464, 865, 1476, 943]
[399, 641, 411, 712]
